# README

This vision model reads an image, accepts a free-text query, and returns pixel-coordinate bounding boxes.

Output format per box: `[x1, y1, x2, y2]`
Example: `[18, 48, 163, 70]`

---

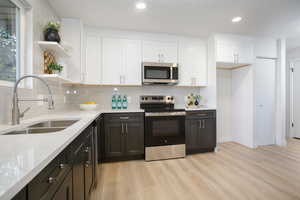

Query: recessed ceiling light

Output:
[232, 16, 242, 23]
[136, 2, 147, 10]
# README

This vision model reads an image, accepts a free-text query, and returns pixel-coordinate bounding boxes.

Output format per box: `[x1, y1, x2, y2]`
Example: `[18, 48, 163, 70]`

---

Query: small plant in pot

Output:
[44, 21, 61, 43]
[48, 63, 63, 75]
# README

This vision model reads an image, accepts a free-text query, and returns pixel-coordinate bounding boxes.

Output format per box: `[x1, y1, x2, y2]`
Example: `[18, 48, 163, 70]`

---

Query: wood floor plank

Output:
[92, 139, 300, 200]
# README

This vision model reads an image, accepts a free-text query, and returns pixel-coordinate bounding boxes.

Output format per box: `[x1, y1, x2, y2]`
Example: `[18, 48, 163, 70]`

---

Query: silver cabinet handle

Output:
[199, 120, 202, 129]
[59, 164, 65, 169]
[85, 161, 91, 168]
[120, 116, 129, 120]
[125, 123, 128, 134]
[48, 177, 56, 184]
[202, 120, 205, 129]
[121, 123, 124, 135]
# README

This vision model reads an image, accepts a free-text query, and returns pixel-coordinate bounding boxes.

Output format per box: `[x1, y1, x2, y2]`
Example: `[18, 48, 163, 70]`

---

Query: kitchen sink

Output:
[3, 119, 79, 135]
[3, 127, 66, 135]
[28, 120, 79, 128]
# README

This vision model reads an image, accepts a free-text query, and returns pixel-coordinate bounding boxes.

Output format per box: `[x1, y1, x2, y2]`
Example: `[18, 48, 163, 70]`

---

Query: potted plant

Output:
[48, 63, 63, 74]
[43, 21, 61, 43]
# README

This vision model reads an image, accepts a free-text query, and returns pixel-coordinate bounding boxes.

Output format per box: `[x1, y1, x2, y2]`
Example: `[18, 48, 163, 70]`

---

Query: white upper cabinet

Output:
[254, 38, 277, 58]
[142, 40, 178, 63]
[102, 37, 142, 85]
[85, 34, 102, 84]
[122, 39, 142, 85]
[215, 34, 254, 68]
[178, 41, 207, 86]
[102, 37, 123, 85]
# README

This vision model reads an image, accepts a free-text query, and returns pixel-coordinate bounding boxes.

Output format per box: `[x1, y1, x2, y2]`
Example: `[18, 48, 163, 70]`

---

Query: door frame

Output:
[289, 59, 300, 138]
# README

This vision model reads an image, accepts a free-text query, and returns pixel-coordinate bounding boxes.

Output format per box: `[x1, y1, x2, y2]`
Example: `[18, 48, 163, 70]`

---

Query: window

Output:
[0, 0, 19, 83]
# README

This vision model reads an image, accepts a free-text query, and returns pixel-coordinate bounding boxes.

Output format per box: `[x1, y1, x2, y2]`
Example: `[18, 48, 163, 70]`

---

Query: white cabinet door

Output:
[85, 35, 102, 84]
[122, 39, 142, 85]
[142, 40, 178, 63]
[215, 35, 253, 66]
[102, 37, 123, 85]
[160, 42, 178, 63]
[142, 41, 161, 62]
[178, 41, 207, 86]
[254, 38, 277, 58]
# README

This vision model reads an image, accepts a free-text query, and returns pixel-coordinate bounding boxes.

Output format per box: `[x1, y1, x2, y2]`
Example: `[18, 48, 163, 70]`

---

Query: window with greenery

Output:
[0, 0, 19, 82]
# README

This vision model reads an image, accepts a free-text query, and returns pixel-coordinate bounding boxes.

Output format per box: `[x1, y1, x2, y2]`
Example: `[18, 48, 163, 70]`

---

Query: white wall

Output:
[217, 69, 232, 143]
[231, 66, 254, 148]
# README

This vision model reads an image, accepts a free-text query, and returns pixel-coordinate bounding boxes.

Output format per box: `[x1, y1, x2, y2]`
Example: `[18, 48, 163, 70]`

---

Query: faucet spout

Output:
[12, 75, 55, 125]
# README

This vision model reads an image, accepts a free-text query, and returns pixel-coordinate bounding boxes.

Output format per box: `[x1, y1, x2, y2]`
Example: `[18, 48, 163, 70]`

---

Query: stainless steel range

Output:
[140, 95, 186, 161]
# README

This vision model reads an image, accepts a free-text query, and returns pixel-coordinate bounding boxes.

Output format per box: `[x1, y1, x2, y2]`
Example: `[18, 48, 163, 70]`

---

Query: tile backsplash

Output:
[66, 86, 201, 110]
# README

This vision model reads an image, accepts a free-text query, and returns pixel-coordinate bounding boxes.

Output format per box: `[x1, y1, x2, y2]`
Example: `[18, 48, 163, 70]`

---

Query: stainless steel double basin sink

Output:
[3, 120, 79, 135]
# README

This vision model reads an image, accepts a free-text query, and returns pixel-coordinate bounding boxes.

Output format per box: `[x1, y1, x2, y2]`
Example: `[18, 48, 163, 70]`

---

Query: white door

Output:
[292, 61, 300, 138]
[254, 59, 276, 146]
[122, 39, 142, 85]
[85, 35, 102, 84]
[102, 37, 123, 85]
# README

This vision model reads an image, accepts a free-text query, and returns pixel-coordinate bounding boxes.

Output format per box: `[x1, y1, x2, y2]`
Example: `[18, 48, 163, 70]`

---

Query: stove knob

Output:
[167, 97, 171, 100]
[145, 97, 148, 100]
[171, 97, 174, 100]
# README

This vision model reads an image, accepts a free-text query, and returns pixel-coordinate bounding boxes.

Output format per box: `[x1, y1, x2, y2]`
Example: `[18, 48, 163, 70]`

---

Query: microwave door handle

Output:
[170, 67, 173, 80]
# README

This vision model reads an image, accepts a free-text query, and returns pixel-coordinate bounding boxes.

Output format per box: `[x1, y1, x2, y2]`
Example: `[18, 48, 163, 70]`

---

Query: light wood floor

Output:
[91, 139, 300, 200]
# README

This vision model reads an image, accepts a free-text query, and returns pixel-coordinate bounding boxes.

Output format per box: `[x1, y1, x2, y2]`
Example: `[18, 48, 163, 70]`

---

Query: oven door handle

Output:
[145, 112, 186, 117]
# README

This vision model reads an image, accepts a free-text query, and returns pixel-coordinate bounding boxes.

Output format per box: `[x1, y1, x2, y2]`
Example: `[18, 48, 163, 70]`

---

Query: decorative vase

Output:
[44, 29, 61, 43]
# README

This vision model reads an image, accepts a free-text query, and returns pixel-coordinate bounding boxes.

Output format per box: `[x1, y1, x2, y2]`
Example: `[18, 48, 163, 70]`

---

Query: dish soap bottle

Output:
[112, 88, 118, 110]
[122, 95, 128, 109]
[117, 94, 122, 110]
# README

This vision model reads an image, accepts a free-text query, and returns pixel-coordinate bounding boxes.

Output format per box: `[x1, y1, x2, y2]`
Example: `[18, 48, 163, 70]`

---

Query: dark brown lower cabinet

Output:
[52, 171, 73, 200]
[84, 132, 94, 200]
[103, 113, 144, 161]
[186, 110, 216, 154]
[72, 143, 85, 200]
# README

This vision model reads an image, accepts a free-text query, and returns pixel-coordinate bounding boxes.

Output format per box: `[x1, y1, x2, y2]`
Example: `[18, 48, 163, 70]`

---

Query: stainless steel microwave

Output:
[142, 62, 179, 85]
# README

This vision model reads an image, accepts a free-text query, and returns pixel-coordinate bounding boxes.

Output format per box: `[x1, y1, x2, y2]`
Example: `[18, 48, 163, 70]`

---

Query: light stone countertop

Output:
[0, 108, 143, 200]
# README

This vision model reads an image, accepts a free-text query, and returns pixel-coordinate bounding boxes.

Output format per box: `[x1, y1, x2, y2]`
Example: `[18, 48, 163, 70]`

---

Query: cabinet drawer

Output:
[186, 110, 216, 119]
[28, 149, 71, 200]
[104, 113, 144, 123]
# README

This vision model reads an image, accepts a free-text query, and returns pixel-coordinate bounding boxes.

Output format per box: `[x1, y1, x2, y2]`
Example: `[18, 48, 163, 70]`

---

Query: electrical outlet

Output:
[37, 95, 44, 106]
[127, 96, 132, 103]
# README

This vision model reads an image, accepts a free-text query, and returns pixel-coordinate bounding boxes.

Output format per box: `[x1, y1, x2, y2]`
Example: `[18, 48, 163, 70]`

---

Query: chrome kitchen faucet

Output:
[12, 75, 55, 125]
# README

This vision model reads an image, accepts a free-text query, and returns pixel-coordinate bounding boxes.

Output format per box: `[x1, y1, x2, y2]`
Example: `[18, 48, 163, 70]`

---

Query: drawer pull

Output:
[197, 114, 208, 117]
[84, 147, 91, 153]
[59, 164, 65, 169]
[85, 161, 91, 167]
[120, 117, 129, 120]
[48, 177, 56, 184]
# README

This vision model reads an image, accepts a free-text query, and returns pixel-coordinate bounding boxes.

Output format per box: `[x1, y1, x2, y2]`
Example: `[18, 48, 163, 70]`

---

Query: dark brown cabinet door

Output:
[125, 121, 144, 156]
[105, 122, 124, 158]
[84, 135, 94, 200]
[52, 172, 73, 200]
[72, 145, 85, 200]
[186, 119, 201, 152]
[200, 118, 216, 149]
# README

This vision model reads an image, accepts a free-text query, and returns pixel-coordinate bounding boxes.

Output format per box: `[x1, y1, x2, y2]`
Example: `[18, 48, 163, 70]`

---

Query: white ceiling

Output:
[48, 0, 300, 46]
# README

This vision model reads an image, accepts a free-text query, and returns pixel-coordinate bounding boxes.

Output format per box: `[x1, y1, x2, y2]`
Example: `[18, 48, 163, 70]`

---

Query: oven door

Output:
[145, 112, 186, 147]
